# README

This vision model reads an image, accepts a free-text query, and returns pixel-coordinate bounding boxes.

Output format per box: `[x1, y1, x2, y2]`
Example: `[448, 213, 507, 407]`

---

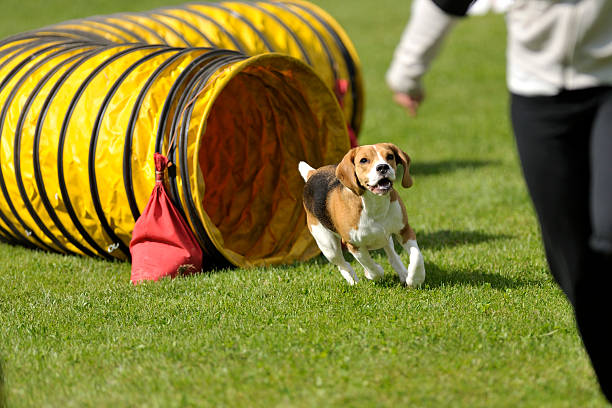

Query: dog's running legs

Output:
[383, 237, 409, 283]
[347, 243, 385, 281]
[401, 239, 425, 287]
[310, 223, 358, 285]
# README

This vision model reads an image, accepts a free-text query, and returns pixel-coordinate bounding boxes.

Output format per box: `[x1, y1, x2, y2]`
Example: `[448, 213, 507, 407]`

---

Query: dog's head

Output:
[336, 143, 413, 196]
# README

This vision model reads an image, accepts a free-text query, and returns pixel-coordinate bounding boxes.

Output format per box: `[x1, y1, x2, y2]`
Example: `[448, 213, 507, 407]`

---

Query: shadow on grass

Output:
[199, 230, 521, 289]
[256, 229, 513, 274]
[200, 252, 543, 293]
[372, 262, 541, 290]
[422, 262, 541, 290]
[411, 159, 499, 176]
[419, 229, 512, 251]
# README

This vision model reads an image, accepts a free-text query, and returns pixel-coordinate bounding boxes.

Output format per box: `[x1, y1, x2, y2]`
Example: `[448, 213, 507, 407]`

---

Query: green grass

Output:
[0, 1, 609, 407]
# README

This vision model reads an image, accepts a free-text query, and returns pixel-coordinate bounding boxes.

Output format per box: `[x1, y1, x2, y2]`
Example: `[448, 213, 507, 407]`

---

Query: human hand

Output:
[393, 91, 424, 117]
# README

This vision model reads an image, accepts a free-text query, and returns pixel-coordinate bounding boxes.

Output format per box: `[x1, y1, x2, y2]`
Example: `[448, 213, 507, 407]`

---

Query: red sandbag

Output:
[129, 153, 203, 284]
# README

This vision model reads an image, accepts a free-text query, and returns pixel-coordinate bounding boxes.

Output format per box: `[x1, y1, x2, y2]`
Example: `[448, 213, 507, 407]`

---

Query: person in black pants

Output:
[512, 88, 612, 401]
[386, 0, 612, 401]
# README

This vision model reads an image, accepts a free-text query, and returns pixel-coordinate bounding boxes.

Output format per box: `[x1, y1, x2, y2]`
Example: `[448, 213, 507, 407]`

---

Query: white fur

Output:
[403, 239, 425, 286]
[298, 161, 314, 181]
[348, 193, 403, 249]
[347, 191, 425, 286]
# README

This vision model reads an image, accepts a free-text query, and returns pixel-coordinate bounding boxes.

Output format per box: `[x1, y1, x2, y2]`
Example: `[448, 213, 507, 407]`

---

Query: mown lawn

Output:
[0, 0, 608, 407]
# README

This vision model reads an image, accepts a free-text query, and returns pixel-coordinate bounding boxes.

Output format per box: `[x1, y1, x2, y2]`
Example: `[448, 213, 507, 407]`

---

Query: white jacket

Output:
[386, 0, 612, 97]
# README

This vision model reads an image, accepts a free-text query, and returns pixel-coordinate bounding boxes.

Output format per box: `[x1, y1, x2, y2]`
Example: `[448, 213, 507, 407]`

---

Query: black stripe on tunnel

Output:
[0, 224, 15, 243]
[129, 12, 192, 47]
[87, 16, 149, 44]
[122, 48, 192, 221]
[0, 41, 87, 248]
[155, 49, 244, 267]
[0, 39, 51, 63]
[150, 11, 214, 47]
[0, 32, 107, 50]
[191, 3, 275, 52]
[154, 49, 240, 157]
[76, 20, 133, 43]
[34, 28, 112, 45]
[59, 44, 164, 260]
[33, 47, 108, 259]
[13, 43, 97, 255]
[261, 1, 337, 80]
[118, 14, 170, 45]
[174, 54, 245, 269]
[89, 46, 181, 260]
[0, 40, 59, 245]
[232, 1, 312, 65]
[157, 49, 231, 198]
[163, 6, 246, 53]
[0, 39, 74, 88]
[283, 1, 361, 134]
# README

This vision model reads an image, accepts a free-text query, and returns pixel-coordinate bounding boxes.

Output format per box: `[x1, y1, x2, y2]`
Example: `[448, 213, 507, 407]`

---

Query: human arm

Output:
[386, 0, 473, 115]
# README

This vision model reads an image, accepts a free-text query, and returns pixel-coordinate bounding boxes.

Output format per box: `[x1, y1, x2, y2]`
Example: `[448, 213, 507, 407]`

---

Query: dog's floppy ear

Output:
[336, 148, 365, 195]
[385, 143, 413, 188]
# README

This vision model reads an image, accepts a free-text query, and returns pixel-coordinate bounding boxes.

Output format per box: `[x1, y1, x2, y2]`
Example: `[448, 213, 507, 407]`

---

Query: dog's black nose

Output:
[376, 163, 390, 173]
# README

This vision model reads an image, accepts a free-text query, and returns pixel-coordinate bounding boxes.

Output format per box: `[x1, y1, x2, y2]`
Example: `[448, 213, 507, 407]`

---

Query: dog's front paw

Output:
[340, 268, 359, 286]
[364, 264, 385, 281]
[405, 250, 425, 287]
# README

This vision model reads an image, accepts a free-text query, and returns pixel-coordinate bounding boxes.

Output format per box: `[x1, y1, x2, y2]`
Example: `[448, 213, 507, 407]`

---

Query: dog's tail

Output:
[298, 161, 315, 181]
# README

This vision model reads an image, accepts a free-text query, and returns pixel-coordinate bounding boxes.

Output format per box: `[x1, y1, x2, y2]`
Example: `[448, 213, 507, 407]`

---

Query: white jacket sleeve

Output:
[386, 0, 458, 95]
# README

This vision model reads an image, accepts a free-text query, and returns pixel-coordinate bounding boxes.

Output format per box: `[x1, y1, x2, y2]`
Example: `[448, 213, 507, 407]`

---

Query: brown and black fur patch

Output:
[302, 165, 341, 232]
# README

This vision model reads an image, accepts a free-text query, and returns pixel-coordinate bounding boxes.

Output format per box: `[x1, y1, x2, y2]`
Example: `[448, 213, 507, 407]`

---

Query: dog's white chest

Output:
[348, 198, 404, 250]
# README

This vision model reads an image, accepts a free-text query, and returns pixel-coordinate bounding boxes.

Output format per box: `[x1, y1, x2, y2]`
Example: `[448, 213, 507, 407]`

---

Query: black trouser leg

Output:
[511, 88, 612, 401]
[590, 91, 612, 254]
[577, 89, 612, 402]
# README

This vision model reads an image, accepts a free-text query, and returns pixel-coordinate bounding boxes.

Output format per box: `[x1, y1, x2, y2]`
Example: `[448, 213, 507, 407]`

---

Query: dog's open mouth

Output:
[368, 178, 393, 195]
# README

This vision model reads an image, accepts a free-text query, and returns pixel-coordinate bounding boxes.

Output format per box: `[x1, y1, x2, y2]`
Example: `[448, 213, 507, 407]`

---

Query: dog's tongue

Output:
[372, 178, 392, 194]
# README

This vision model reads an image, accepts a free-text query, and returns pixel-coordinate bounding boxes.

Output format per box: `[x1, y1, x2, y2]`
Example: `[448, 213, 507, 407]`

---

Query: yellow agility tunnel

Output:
[30, 0, 364, 139]
[0, 30, 351, 267]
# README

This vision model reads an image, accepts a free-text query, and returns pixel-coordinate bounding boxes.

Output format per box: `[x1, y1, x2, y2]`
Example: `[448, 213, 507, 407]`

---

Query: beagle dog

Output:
[299, 143, 425, 286]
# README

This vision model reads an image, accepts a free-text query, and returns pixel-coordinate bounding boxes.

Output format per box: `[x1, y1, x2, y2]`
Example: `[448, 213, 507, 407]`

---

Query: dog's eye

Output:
[386, 154, 395, 161]
[359, 158, 368, 164]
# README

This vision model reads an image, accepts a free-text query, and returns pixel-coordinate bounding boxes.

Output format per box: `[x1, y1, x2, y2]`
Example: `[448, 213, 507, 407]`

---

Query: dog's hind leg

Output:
[310, 222, 358, 285]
